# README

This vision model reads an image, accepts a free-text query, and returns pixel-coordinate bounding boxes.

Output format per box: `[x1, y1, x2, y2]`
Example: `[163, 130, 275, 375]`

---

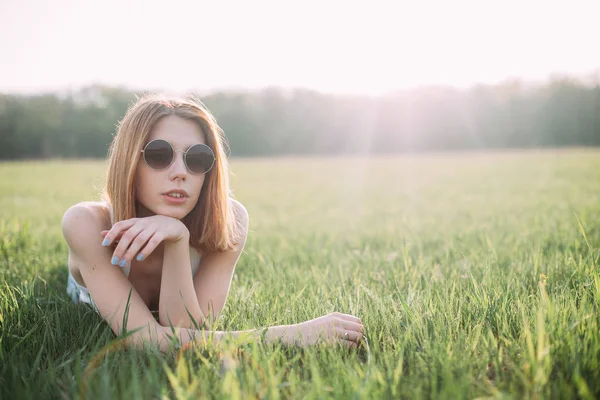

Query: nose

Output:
[168, 152, 187, 181]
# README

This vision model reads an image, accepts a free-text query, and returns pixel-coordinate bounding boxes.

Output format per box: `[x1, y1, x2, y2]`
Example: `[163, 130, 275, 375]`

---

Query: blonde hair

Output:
[103, 93, 239, 253]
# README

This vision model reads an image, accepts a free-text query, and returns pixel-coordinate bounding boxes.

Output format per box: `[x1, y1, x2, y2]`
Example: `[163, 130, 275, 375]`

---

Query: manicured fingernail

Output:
[119, 259, 127, 267]
[111, 256, 119, 265]
[102, 239, 109, 246]
[136, 254, 144, 261]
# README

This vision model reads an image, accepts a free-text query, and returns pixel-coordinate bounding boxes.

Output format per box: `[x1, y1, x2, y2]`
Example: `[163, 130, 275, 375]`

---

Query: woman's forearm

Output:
[158, 236, 205, 327]
[159, 323, 298, 352]
[126, 323, 298, 353]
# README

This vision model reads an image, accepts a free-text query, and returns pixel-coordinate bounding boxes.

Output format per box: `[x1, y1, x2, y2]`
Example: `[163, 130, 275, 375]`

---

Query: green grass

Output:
[1, 149, 599, 399]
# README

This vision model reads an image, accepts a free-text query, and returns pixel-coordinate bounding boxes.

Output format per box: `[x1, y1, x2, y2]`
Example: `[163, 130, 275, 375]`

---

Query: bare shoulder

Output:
[62, 201, 111, 249]
[230, 198, 249, 225]
[230, 198, 249, 233]
[229, 198, 249, 247]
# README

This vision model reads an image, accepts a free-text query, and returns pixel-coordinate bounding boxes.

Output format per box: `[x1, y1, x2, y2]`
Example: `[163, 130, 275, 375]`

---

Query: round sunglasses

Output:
[140, 139, 215, 174]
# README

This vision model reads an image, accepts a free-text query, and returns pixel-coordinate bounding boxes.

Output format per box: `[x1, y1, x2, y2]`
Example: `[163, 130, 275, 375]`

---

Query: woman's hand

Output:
[100, 215, 189, 267]
[287, 312, 365, 348]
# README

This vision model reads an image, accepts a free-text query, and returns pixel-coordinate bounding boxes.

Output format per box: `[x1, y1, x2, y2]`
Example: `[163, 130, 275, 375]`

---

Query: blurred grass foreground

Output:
[0, 149, 599, 398]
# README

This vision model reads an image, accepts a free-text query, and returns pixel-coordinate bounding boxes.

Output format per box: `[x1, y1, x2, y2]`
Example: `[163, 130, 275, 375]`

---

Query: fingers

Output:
[325, 311, 362, 325]
[111, 224, 145, 267]
[324, 319, 364, 336]
[339, 320, 365, 336]
[335, 327, 364, 344]
[335, 312, 363, 325]
[102, 219, 137, 247]
[325, 312, 364, 332]
[121, 225, 158, 263]
[326, 334, 359, 349]
[324, 312, 365, 346]
[138, 231, 166, 260]
[100, 217, 172, 267]
[297, 312, 366, 348]
[101, 230, 124, 240]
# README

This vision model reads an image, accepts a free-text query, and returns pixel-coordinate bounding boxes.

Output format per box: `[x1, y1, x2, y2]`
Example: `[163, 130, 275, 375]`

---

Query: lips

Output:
[162, 189, 189, 198]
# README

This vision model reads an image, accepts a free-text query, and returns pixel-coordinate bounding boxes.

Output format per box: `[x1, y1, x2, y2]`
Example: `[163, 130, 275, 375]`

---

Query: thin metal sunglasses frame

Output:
[140, 139, 215, 174]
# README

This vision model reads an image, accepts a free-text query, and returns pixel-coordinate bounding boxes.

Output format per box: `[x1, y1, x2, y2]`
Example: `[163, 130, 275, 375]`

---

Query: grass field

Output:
[1, 149, 599, 399]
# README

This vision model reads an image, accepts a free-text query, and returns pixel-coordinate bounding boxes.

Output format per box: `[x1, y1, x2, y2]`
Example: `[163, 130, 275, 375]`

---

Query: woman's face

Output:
[135, 115, 208, 220]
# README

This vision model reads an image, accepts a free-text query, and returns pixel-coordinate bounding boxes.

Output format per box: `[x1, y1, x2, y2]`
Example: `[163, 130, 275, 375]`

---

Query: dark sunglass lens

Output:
[144, 140, 173, 170]
[186, 144, 215, 174]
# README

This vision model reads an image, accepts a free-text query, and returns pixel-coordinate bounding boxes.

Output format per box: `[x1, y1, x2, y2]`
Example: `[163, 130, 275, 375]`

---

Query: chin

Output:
[149, 204, 191, 220]
[138, 196, 196, 220]
[162, 208, 190, 220]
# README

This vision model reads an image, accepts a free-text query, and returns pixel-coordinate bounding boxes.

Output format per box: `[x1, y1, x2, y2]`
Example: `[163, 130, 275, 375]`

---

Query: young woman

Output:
[62, 94, 364, 352]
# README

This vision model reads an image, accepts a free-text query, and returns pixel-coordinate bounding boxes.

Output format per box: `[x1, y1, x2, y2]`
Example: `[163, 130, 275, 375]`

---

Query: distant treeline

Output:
[0, 78, 599, 159]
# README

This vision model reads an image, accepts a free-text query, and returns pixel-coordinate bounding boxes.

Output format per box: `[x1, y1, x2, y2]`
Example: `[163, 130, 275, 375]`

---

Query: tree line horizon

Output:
[0, 77, 598, 160]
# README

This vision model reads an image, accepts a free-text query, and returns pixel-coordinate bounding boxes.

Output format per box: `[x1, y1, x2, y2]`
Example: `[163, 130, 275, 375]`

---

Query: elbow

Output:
[158, 310, 207, 330]
[121, 324, 169, 352]
[158, 317, 205, 331]
[158, 313, 186, 329]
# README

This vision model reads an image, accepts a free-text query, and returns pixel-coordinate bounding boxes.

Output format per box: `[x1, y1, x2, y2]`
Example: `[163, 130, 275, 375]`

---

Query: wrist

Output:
[173, 221, 190, 243]
[165, 234, 188, 247]
[179, 226, 190, 242]
[264, 324, 297, 346]
[163, 232, 189, 256]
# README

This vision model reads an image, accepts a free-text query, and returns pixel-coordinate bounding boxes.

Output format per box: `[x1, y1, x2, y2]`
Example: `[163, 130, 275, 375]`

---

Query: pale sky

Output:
[1, 0, 599, 95]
